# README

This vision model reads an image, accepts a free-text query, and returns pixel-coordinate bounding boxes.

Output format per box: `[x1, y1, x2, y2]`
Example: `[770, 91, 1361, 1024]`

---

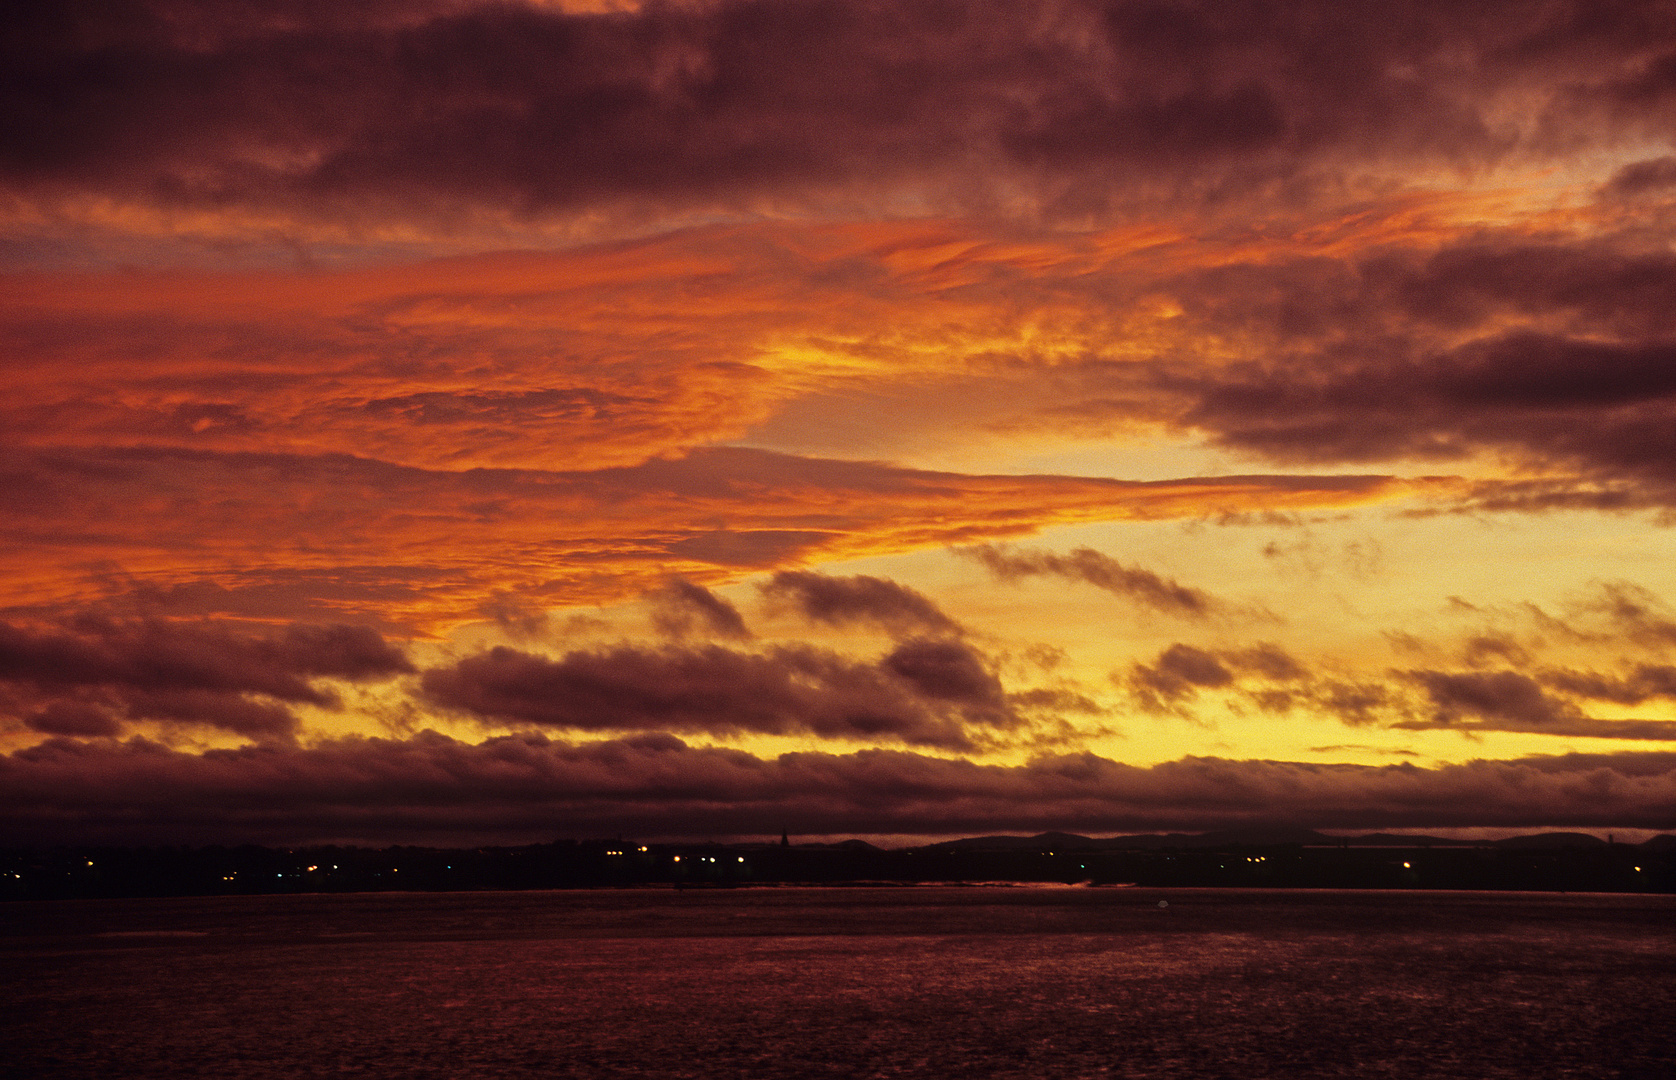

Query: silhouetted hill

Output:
[918, 835, 1099, 851]
[1188, 827, 1331, 847]
[1344, 833, 1476, 847]
[5, 829, 1671, 898]
[1490, 832, 1607, 850]
[921, 828, 1333, 852]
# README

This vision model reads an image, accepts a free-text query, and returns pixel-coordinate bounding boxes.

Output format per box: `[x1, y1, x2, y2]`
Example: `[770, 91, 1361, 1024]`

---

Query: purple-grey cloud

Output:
[1125, 643, 1234, 713]
[649, 578, 751, 640]
[1543, 665, 1676, 706]
[963, 544, 1217, 617]
[5, 0, 1671, 233]
[0, 618, 413, 740]
[420, 638, 1016, 749]
[1113, 638, 1676, 740]
[758, 570, 962, 637]
[2, 732, 1672, 846]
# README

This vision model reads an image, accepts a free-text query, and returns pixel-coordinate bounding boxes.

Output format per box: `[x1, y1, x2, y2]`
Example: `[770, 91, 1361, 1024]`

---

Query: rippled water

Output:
[4, 888, 1673, 1079]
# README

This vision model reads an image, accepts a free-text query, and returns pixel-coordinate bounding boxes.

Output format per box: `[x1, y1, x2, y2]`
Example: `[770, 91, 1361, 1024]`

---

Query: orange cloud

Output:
[0, 445, 1413, 632]
[8, 200, 1651, 481]
[7, 0, 1676, 843]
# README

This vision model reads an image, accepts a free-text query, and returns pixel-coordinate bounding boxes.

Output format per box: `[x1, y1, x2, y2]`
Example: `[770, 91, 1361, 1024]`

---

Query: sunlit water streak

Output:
[4, 888, 1673, 1079]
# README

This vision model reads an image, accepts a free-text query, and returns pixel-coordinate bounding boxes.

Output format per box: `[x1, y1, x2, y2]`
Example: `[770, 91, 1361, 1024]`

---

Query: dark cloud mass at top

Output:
[4, 0, 1673, 232]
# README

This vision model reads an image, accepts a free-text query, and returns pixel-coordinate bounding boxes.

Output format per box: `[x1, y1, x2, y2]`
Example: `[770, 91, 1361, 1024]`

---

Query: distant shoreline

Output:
[6, 829, 1672, 900]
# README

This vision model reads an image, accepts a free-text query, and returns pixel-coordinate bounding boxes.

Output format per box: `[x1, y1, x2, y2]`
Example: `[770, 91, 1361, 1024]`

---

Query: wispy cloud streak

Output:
[962, 544, 1216, 616]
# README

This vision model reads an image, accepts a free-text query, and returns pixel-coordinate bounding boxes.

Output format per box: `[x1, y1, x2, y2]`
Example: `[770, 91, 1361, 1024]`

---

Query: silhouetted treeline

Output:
[3, 832, 1672, 900]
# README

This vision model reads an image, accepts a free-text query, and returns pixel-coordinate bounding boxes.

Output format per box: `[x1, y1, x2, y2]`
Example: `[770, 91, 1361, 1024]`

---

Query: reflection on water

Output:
[4, 889, 1673, 1079]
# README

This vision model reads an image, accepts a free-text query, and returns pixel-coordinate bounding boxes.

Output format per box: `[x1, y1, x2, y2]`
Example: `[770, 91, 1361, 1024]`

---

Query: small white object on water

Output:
[1158, 900, 1169, 909]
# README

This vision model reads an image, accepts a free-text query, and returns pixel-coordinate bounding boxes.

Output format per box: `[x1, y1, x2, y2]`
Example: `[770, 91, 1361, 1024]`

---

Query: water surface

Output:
[4, 888, 1672, 1079]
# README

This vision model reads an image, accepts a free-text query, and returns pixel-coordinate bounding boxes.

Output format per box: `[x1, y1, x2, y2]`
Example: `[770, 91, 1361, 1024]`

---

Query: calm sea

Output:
[3, 887, 1672, 1079]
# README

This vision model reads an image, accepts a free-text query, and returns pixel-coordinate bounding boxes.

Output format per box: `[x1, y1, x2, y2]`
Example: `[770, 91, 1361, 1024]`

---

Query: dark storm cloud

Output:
[1007, 686, 1104, 716]
[1185, 332, 1676, 475]
[1121, 641, 1313, 715]
[962, 544, 1216, 616]
[1542, 665, 1676, 706]
[1006, 234, 1676, 502]
[1113, 627, 1676, 737]
[1603, 156, 1676, 199]
[1228, 643, 1308, 682]
[1389, 669, 1676, 741]
[0, 618, 413, 695]
[1233, 582, 1676, 739]
[1410, 669, 1586, 729]
[1579, 582, 1676, 649]
[5, 0, 1672, 229]
[1179, 327, 1676, 466]
[1126, 643, 1233, 712]
[883, 638, 1003, 702]
[0, 618, 412, 740]
[1427, 479, 1663, 516]
[648, 578, 751, 640]
[1461, 632, 1530, 668]
[21, 700, 125, 738]
[3, 732, 1672, 846]
[758, 570, 962, 637]
[1446, 581, 1676, 656]
[420, 638, 1016, 749]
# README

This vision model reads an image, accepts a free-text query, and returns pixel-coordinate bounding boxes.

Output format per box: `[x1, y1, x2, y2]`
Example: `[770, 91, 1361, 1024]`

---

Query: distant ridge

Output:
[1489, 832, 1607, 850]
[915, 829, 1664, 852]
[920, 828, 1330, 852]
[1344, 833, 1475, 847]
[923, 832, 1106, 852]
[5, 831, 1669, 899]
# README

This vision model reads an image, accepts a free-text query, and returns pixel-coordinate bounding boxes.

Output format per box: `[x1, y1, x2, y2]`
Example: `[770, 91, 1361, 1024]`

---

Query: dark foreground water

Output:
[3, 888, 1672, 1079]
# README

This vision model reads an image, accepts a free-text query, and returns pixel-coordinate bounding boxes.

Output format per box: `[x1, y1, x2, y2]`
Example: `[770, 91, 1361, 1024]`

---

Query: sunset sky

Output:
[4, 0, 1676, 846]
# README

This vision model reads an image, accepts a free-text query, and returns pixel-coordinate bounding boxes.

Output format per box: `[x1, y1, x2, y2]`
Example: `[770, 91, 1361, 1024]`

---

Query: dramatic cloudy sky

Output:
[5, 0, 1676, 845]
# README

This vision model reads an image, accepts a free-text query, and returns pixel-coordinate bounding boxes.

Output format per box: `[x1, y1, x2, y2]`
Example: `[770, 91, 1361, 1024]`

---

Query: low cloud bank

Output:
[3, 733, 1671, 846]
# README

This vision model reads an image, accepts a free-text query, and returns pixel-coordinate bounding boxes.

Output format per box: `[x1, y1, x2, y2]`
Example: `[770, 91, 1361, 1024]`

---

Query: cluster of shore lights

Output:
[605, 847, 650, 856]
[668, 856, 748, 863]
